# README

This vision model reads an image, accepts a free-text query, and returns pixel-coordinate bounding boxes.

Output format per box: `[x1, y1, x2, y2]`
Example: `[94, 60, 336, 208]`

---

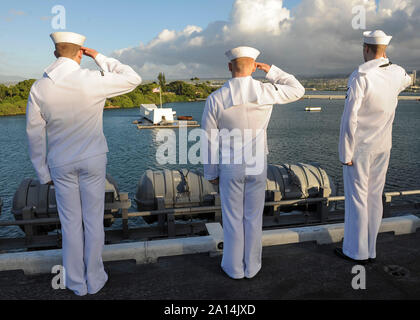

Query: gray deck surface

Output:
[0, 230, 419, 300]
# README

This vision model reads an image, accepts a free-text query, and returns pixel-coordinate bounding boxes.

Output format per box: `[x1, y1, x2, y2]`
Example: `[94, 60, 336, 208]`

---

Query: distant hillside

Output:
[0, 80, 35, 116]
[0, 74, 27, 85]
[0, 79, 217, 116]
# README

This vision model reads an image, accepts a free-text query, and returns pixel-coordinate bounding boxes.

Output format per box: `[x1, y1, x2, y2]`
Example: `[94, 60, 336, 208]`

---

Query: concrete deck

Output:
[0, 229, 419, 300]
[1, 215, 418, 275]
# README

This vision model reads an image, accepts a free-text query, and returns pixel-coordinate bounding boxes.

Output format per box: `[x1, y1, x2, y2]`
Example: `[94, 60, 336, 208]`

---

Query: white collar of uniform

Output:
[358, 57, 389, 75]
[226, 76, 262, 106]
[44, 57, 81, 83]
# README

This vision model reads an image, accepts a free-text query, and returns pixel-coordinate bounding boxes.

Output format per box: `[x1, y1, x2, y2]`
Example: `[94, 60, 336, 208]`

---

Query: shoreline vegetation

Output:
[1, 75, 418, 117]
[0, 76, 217, 117]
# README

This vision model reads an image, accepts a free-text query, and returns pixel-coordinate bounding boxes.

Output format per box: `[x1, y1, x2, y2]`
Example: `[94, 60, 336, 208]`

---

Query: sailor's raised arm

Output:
[338, 75, 365, 164]
[26, 90, 51, 184]
[82, 47, 142, 98]
[201, 96, 220, 183]
[258, 63, 305, 105]
[400, 68, 413, 93]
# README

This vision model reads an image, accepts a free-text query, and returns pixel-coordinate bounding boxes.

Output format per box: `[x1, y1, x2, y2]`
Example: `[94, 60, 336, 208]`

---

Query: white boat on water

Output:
[305, 107, 322, 112]
[140, 104, 176, 124]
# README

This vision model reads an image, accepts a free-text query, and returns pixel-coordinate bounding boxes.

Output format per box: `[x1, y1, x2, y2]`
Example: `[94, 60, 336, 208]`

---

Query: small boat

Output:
[177, 116, 193, 121]
[305, 107, 322, 112]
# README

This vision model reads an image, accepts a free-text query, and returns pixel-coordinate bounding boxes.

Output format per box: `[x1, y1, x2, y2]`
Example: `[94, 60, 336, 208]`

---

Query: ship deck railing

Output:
[0, 189, 419, 252]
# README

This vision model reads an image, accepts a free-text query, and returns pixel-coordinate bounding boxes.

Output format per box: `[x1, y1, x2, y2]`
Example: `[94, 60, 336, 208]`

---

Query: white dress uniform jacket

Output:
[26, 54, 141, 295]
[339, 57, 412, 260]
[202, 66, 305, 279]
[27, 54, 142, 183]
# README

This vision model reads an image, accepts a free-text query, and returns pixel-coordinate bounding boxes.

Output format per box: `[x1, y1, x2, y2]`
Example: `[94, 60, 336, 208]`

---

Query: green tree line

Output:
[0, 80, 36, 116]
[0, 77, 217, 116]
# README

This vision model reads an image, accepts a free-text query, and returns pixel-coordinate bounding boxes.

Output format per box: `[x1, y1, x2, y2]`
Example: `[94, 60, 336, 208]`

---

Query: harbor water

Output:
[1, 94, 419, 238]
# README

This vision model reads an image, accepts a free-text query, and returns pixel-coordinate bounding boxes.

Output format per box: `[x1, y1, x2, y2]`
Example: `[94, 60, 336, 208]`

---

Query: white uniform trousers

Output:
[219, 161, 267, 279]
[50, 153, 108, 296]
[343, 150, 391, 260]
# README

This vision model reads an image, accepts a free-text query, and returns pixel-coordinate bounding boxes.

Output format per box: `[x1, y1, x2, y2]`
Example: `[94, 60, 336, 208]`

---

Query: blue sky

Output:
[1, 0, 413, 80]
[0, 0, 301, 78]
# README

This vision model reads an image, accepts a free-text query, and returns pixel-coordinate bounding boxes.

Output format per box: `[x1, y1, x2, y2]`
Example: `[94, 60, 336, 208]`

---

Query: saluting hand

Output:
[81, 47, 99, 59]
[256, 62, 271, 74]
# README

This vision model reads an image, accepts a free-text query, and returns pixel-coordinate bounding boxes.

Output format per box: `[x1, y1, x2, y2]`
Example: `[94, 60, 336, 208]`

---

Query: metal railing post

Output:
[383, 194, 392, 218]
[213, 194, 222, 223]
[120, 193, 130, 239]
[167, 214, 175, 237]
[273, 191, 282, 213]
[22, 207, 35, 245]
[317, 187, 329, 223]
[156, 196, 166, 233]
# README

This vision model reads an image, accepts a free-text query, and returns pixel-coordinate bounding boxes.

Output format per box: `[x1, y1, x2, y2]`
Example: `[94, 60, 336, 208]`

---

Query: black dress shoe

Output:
[334, 247, 369, 265]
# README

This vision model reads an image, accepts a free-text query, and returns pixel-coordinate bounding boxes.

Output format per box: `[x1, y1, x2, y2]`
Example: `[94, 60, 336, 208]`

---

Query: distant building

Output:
[413, 70, 417, 85]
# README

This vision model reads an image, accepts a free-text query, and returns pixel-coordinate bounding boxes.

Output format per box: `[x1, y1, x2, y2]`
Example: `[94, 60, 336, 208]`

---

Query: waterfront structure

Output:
[140, 104, 176, 124]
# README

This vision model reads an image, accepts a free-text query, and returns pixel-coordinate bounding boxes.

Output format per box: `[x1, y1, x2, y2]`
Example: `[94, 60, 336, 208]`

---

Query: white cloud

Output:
[112, 0, 420, 79]
[230, 0, 291, 35]
[147, 29, 177, 48]
[189, 36, 204, 47]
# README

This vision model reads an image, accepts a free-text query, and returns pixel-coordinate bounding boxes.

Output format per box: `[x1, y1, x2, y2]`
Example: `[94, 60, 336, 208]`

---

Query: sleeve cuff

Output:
[204, 165, 219, 181]
[205, 175, 219, 181]
[39, 174, 52, 185]
[94, 53, 106, 67]
[339, 156, 353, 164]
[266, 65, 290, 83]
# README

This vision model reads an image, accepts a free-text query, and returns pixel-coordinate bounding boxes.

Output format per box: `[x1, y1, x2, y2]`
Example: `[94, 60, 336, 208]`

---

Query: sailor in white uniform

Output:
[336, 30, 412, 263]
[202, 46, 305, 279]
[26, 32, 142, 295]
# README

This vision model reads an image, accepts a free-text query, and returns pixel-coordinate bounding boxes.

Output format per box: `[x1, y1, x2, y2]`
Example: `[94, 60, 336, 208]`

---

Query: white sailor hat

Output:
[225, 46, 260, 61]
[50, 32, 86, 46]
[363, 30, 392, 46]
